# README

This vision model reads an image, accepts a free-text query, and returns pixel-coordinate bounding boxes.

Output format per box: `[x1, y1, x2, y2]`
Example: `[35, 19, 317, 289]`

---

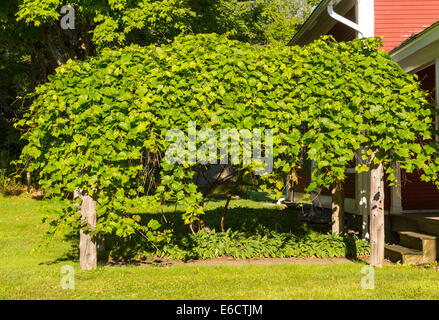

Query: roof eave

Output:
[288, 0, 333, 46]
[390, 22, 439, 63]
[390, 21, 439, 57]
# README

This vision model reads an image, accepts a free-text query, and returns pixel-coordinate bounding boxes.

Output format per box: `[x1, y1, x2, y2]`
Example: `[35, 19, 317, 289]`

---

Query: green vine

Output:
[16, 33, 438, 246]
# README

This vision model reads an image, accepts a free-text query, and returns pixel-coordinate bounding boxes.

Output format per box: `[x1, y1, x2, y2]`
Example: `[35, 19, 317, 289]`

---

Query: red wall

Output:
[374, 4, 439, 209]
[375, 0, 439, 52]
[294, 162, 356, 201]
[402, 171, 439, 210]
[401, 64, 439, 210]
[343, 173, 356, 199]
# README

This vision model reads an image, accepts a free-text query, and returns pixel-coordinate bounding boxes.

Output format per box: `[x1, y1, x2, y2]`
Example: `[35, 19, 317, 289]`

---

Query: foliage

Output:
[0, 36, 34, 171]
[9, 0, 317, 76]
[0, 170, 27, 195]
[102, 199, 370, 260]
[0, 115, 23, 170]
[260, 0, 318, 45]
[108, 227, 370, 261]
[190, 0, 317, 45]
[16, 0, 193, 47]
[17, 33, 438, 248]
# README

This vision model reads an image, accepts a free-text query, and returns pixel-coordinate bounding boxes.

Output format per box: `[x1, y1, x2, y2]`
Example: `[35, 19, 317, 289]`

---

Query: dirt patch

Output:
[108, 256, 361, 268]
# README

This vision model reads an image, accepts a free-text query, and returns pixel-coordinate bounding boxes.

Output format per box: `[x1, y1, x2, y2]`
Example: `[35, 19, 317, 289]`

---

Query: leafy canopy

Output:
[17, 33, 438, 242]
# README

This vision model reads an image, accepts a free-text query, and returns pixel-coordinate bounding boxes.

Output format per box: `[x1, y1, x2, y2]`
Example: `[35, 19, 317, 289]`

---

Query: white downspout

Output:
[327, 5, 365, 36]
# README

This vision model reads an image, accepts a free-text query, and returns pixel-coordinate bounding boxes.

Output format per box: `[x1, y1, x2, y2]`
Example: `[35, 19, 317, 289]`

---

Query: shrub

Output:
[107, 227, 370, 261]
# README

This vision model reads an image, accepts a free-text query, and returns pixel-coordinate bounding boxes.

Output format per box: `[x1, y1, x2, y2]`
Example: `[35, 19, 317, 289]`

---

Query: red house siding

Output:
[417, 63, 436, 102]
[384, 175, 391, 211]
[375, 0, 439, 51]
[295, 162, 356, 205]
[402, 172, 439, 210]
[401, 64, 439, 210]
[344, 173, 356, 199]
[295, 166, 311, 194]
[313, 173, 355, 198]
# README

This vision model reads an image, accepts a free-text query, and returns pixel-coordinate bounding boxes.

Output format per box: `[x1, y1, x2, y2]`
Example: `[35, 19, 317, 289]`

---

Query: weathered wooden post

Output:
[331, 181, 344, 235]
[74, 190, 97, 270]
[369, 162, 385, 267]
[26, 170, 31, 193]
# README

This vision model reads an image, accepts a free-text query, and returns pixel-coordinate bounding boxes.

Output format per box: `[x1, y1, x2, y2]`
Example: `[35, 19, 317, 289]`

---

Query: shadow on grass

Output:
[342, 236, 369, 264]
[343, 236, 358, 259]
[148, 205, 330, 236]
[39, 233, 80, 266]
[102, 205, 339, 261]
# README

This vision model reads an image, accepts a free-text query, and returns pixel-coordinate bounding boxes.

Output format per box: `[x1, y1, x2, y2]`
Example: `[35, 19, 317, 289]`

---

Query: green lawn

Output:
[1, 195, 439, 299]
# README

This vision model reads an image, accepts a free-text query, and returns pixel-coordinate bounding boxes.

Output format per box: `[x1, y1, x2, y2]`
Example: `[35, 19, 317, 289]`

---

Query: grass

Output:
[1, 194, 439, 299]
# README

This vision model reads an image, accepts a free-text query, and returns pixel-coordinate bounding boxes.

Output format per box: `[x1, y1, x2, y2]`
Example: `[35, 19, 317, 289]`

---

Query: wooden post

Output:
[26, 171, 31, 193]
[331, 181, 344, 235]
[75, 191, 97, 270]
[355, 149, 370, 240]
[287, 176, 294, 202]
[369, 162, 385, 267]
[390, 162, 402, 214]
[360, 171, 370, 240]
[287, 169, 298, 202]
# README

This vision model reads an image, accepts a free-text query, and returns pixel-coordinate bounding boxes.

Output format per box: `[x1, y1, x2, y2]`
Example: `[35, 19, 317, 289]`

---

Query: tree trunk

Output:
[78, 193, 97, 270]
[369, 162, 385, 267]
[220, 171, 244, 232]
[331, 181, 344, 235]
[198, 214, 210, 232]
[360, 172, 370, 240]
[79, 16, 96, 57]
[221, 194, 233, 232]
[30, 53, 38, 90]
[35, 48, 49, 80]
[41, 25, 69, 67]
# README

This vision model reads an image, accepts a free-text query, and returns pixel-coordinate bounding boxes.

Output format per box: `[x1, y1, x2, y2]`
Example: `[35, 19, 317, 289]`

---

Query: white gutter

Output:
[327, 0, 374, 38]
[288, 0, 333, 45]
[327, 5, 365, 36]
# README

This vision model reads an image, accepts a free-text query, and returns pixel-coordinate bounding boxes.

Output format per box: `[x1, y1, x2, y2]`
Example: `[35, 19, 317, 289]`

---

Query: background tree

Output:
[1, 0, 317, 175]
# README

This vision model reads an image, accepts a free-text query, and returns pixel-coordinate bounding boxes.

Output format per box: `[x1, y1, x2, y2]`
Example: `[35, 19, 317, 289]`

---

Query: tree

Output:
[2, 0, 317, 177]
[192, 0, 319, 45]
[331, 181, 344, 235]
[7, 0, 317, 79]
[13, 0, 194, 76]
